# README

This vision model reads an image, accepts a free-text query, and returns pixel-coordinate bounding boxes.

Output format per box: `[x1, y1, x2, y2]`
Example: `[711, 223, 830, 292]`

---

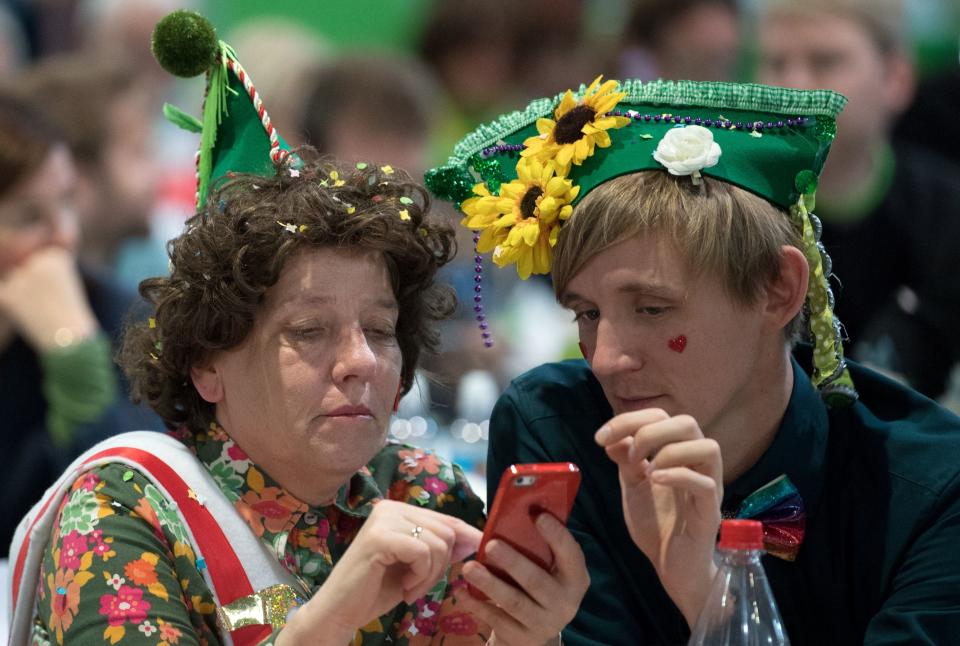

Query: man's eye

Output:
[636, 307, 667, 316]
[573, 309, 600, 322]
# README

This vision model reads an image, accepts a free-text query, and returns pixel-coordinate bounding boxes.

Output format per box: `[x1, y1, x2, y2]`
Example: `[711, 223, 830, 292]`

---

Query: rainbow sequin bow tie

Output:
[732, 474, 805, 561]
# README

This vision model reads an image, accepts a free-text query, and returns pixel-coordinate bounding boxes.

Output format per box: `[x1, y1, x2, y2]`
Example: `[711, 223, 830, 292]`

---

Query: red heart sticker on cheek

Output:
[668, 335, 687, 353]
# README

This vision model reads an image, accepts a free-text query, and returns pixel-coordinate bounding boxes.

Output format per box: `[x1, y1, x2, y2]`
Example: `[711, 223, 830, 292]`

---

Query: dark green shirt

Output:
[488, 355, 960, 645]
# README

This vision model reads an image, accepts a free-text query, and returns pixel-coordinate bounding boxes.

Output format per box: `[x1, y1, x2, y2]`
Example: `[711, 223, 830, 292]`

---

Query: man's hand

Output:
[595, 408, 722, 625]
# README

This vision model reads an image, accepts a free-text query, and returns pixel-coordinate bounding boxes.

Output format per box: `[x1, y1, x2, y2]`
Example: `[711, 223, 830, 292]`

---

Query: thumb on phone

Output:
[449, 519, 483, 562]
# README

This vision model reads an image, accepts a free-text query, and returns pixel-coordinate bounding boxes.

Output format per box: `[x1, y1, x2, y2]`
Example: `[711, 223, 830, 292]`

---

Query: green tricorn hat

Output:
[151, 10, 293, 207]
[426, 77, 856, 405]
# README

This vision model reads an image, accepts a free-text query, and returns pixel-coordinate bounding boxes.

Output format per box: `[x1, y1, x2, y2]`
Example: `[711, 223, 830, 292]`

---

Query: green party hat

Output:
[426, 77, 856, 405]
[151, 10, 292, 207]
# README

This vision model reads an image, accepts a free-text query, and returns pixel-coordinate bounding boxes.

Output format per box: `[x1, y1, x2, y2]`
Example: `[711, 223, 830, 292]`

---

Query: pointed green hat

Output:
[151, 10, 293, 207]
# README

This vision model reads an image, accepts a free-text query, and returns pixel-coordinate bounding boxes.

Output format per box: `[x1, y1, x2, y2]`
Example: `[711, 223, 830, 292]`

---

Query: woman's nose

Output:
[331, 327, 378, 383]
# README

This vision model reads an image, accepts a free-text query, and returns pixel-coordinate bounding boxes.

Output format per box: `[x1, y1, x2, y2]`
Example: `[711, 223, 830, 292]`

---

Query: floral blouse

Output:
[31, 422, 489, 645]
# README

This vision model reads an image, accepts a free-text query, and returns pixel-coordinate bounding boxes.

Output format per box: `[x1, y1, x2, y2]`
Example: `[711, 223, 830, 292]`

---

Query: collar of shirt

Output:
[182, 420, 385, 520]
[722, 356, 828, 521]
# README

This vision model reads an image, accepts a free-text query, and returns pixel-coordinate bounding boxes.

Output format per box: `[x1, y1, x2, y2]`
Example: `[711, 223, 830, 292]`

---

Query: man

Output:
[427, 76, 960, 643]
[758, 0, 960, 399]
[619, 0, 741, 82]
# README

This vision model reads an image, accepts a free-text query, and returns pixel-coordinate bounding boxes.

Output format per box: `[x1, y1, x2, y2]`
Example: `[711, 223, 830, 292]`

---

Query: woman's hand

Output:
[0, 246, 98, 351]
[277, 500, 482, 645]
[595, 408, 722, 626]
[456, 513, 589, 646]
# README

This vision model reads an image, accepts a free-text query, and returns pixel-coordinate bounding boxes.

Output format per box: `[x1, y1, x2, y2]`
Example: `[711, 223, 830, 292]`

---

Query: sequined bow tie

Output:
[731, 474, 806, 561]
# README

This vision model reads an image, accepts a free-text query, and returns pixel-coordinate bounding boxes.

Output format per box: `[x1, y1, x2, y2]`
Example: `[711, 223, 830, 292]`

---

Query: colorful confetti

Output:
[381, 165, 394, 175]
[122, 470, 134, 482]
[399, 196, 414, 205]
[399, 209, 411, 221]
[356, 162, 368, 170]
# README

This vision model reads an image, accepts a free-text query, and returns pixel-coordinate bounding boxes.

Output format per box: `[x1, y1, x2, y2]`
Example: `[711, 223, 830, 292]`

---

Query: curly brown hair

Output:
[119, 151, 456, 432]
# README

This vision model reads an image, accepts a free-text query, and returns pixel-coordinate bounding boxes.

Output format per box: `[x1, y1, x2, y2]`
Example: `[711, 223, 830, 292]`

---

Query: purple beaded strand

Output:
[472, 232, 494, 348]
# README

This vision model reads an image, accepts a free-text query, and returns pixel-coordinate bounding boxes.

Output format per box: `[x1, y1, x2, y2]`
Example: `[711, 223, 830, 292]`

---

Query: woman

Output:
[0, 88, 159, 553]
[14, 154, 587, 645]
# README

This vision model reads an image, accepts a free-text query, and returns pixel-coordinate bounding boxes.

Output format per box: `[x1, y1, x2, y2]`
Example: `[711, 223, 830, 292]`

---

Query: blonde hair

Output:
[552, 171, 806, 339]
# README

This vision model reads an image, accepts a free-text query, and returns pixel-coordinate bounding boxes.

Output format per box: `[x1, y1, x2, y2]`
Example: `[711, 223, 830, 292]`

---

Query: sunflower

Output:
[460, 158, 579, 279]
[522, 75, 632, 176]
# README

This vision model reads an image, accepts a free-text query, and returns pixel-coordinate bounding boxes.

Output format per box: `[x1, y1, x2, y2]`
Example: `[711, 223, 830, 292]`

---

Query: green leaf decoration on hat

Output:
[151, 10, 293, 208]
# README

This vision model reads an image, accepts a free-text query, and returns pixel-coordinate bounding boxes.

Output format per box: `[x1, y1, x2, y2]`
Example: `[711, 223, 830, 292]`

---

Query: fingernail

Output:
[536, 513, 556, 533]
[595, 425, 610, 444]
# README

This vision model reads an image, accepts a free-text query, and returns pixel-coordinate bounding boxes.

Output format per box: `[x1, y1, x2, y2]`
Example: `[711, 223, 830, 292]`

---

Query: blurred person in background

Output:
[510, 0, 602, 101]
[618, 0, 741, 82]
[418, 0, 520, 164]
[0, 89, 160, 552]
[758, 0, 960, 400]
[300, 54, 437, 178]
[78, 0, 180, 87]
[18, 53, 161, 280]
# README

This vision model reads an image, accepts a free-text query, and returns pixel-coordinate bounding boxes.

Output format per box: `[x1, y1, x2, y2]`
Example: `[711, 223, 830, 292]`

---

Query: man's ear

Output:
[883, 52, 916, 118]
[764, 245, 809, 330]
[191, 360, 224, 404]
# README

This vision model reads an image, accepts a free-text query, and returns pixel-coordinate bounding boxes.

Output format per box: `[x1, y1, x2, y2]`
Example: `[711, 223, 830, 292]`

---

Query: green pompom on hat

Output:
[151, 10, 292, 207]
[426, 76, 856, 406]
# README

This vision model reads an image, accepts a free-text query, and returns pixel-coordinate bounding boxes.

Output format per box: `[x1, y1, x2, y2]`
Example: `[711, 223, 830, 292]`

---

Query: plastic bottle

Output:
[687, 519, 790, 645]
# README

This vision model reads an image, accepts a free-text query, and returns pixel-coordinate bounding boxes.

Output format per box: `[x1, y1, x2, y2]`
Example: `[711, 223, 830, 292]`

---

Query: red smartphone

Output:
[471, 463, 581, 598]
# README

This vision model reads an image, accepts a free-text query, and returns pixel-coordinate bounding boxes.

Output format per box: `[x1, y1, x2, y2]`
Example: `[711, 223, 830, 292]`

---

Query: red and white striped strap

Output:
[10, 441, 272, 645]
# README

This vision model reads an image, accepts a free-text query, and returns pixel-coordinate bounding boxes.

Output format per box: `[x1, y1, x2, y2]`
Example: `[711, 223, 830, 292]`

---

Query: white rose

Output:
[652, 125, 722, 180]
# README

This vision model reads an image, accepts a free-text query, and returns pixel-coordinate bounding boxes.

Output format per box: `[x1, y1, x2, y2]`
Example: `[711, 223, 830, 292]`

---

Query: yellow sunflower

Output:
[460, 158, 579, 279]
[522, 75, 631, 176]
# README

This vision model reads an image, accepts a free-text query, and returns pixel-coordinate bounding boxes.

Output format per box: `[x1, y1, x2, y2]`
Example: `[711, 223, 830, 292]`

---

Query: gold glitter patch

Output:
[216, 584, 304, 631]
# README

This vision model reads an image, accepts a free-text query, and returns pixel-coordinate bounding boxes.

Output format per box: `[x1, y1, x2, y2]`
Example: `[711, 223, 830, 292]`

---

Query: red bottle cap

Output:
[717, 519, 764, 550]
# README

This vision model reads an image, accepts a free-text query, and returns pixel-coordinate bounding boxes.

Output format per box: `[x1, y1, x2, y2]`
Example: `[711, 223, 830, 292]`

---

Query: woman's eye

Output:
[290, 326, 324, 340]
[573, 309, 600, 323]
[366, 326, 397, 340]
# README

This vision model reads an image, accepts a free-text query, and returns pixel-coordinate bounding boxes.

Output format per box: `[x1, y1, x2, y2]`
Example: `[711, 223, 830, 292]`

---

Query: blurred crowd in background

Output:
[1, 0, 959, 502]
